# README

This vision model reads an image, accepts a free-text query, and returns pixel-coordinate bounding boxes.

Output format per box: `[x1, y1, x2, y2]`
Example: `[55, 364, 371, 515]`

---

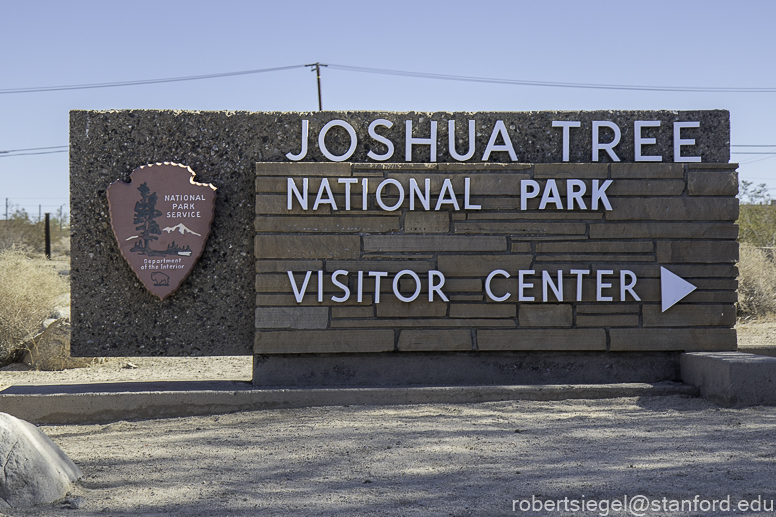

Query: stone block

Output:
[256, 162, 352, 176]
[256, 260, 323, 273]
[255, 235, 361, 259]
[610, 328, 736, 351]
[510, 242, 532, 253]
[455, 222, 587, 236]
[363, 235, 506, 253]
[449, 294, 484, 301]
[686, 291, 737, 303]
[330, 318, 515, 328]
[331, 306, 375, 319]
[576, 314, 639, 327]
[255, 215, 399, 233]
[589, 222, 738, 240]
[255, 307, 329, 329]
[376, 298, 448, 318]
[642, 304, 736, 327]
[437, 255, 532, 276]
[688, 171, 738, 196]
[576, 304, 640, 314]
[533, 163, 608, 178]
[687, 163, 737, 170]
[256, 294, 373, 307]
[536, 241, 653, 253]
[468, 211, 603, 220]
[397, 329, 472, 351]
[404, 212, 450, 233]
[607, 198, 738, 221]
[536, 254, 654, 262]
[656, 240, 738, 263]
[435, 278, 483, 292]
[519, 305, 573, 327]
[477, 329, 606, 350]
[389, 173, 530, 195]
[449, 304, 516, 318]
[607, 179, 685, 196]
[610, 163, 684, 179]
[254, 330, 394, 354]
[256, 194, 332, 215]
[325, 260, 434, 273]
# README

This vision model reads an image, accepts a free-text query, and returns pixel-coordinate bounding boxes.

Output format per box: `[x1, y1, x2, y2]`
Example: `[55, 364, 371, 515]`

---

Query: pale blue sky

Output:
[1, 0, 775, 218]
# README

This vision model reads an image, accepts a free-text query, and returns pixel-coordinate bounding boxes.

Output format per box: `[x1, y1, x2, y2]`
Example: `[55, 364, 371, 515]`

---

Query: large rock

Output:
[0, 413, 82, 508]
[22, 319, 96, 371]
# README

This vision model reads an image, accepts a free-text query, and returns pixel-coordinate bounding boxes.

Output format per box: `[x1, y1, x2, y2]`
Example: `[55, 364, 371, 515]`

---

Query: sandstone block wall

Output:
[254, 162, 738, 354]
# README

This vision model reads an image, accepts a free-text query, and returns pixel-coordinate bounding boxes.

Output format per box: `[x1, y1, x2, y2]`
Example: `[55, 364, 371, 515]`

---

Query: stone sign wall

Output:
[254, 161, 738, 356]
[70, 109, 735, 365]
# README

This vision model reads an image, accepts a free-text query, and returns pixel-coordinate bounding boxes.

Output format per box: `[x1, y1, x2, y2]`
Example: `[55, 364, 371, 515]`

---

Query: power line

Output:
[327, 64, 776, 93]
[0, 150, 68, 158]
[0, 64, 307, 95]
[2, 62, 776, 95]
[0, 145, 68, 153]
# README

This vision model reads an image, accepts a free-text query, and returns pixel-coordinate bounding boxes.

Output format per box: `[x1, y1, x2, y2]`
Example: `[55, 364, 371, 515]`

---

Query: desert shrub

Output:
[737, 242, 776, 319]
[0, 248, 68, 365]
[737, 180, 776, 248]
[0, 209, 70, 256]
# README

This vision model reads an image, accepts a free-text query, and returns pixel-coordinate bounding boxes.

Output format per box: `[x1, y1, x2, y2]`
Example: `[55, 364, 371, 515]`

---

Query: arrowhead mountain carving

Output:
[107, 163, 216, 300]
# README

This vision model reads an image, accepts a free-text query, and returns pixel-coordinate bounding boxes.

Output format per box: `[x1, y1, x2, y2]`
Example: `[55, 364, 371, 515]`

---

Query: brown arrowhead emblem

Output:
[107, 162, 216, 300]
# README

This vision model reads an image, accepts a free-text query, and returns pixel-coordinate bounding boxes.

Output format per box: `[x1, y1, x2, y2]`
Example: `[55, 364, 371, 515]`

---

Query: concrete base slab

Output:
[681, 352, 776, 407]
[253, 352, 681, 387]
[737, 345, 776, 357]
[0, 381, 697, 425]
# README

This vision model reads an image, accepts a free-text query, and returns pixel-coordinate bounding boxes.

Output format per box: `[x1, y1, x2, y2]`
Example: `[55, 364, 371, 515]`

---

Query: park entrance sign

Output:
[71, 110, 737, 386]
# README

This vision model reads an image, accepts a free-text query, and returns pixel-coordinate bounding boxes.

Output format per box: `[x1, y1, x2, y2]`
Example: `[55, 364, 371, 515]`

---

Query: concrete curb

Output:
[0, 381, 698, 425]
[681, 352, 776, 407]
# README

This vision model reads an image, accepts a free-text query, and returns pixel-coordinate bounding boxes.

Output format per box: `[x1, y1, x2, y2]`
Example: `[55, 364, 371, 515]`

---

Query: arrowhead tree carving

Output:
[107, 163, 216, 300]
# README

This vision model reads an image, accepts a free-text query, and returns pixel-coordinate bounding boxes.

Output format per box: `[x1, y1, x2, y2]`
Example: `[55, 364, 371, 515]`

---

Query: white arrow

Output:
[660, 266, 697, 312]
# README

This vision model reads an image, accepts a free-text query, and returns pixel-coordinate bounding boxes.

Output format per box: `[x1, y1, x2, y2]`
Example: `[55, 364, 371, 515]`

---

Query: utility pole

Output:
[305, 63, 327, 111]
[4, 198, 7, 220]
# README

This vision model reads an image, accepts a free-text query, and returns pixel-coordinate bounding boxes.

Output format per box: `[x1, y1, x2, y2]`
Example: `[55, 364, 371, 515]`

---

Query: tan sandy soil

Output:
[1, 397, 775, 516]
[0, 320, 774, 516]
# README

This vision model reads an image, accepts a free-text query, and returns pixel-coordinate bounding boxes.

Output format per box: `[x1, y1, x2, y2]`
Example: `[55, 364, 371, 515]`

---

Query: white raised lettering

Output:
[286, 120, 309, 161]
[287, 178, 308, 210]
[482, 120, 517, 161]
[435, 178, 460, 211]
[485, 269, 511, 302]
[428, 270, 449, 302]
[449, 120, 476, 161]
[591, 179, 613, 210]
[634, 121, 662, 162]
[405, 120, 437, 162]
[319, 120, 357, 162]
[552, 120, 581, 162]
[592, 121, 621, 162]
[367, 119, 394, 161]
[674, 121, 701, 162]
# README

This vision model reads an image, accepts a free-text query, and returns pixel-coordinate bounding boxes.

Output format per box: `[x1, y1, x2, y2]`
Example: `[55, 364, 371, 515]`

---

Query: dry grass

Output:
[737, 242, 776, 319]
[0, 248, 68, 364]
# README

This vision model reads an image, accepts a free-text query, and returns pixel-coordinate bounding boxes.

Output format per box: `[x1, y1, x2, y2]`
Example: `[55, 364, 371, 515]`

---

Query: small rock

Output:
[123, 362, 139, 369]
[62, 495, 84, 509]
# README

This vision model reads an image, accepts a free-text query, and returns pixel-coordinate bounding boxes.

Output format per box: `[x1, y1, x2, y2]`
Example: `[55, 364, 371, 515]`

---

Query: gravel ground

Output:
[2, 397, 776, 517]
[0, 321, 774, 516]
